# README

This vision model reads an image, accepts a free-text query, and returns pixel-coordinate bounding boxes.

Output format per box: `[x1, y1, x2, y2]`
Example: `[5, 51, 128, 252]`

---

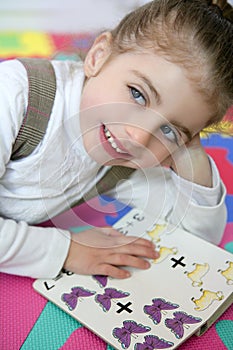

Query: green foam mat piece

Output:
[21, 301, 82, 349]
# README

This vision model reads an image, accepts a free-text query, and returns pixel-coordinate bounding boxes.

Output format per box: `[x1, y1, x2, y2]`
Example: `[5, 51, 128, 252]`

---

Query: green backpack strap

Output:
[10, 57, 135, 202]
[11, 58, 57, 160]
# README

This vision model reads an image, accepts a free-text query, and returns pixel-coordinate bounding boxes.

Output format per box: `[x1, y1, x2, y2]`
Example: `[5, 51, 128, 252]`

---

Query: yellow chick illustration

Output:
[191, 289, 224, 311]
[218, 261, 233, 285]
[153, 246, 178, 264]
[146, 224, 166, 243]
[185, 263, 210, 287]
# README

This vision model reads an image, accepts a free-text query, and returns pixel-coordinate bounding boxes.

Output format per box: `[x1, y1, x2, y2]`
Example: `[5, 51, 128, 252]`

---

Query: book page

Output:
[34, 207, 233, 350]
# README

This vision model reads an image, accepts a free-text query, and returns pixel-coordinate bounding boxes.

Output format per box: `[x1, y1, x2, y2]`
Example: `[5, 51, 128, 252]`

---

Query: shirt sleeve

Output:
[0, 216, 71, 278]
[0, 59, 27, 176]
[168, 155, 227, 244]
[0, 60, 71, 278]
[169, 156, 223, 206]
[106, 157, 227, 245]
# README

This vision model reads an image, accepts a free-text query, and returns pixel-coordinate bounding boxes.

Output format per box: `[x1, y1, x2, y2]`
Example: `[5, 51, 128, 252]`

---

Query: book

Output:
[34, 195, 233, 350]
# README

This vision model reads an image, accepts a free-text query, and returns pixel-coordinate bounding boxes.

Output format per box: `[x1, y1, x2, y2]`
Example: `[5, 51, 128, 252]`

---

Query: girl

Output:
[0, 0, 232, 279]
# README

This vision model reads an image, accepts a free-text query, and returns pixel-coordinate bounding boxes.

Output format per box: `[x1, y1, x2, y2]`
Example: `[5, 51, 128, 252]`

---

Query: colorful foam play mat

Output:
[0, 32, 232, 350]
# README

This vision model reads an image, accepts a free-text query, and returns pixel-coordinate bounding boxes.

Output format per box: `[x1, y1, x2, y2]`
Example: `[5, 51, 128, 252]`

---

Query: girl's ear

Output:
[84, 32, 113, 77]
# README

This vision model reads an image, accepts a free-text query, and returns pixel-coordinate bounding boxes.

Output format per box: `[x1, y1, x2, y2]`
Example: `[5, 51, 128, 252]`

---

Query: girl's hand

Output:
[64, 227, 158, 279]
[162, 134, 212, 187]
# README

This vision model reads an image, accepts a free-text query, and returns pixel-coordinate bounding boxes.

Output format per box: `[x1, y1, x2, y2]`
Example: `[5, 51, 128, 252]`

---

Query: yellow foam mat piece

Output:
[0, 32, 55, 57]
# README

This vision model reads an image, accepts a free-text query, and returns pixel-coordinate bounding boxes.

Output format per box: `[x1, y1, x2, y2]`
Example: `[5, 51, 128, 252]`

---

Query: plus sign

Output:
[126, 221, 133, 227]
[171, 256, 186, 268]
[116, 301, 133, 314]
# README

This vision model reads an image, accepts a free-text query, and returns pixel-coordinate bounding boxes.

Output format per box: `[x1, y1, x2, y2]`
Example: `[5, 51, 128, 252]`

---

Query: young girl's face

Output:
[80, 34, 211, 169]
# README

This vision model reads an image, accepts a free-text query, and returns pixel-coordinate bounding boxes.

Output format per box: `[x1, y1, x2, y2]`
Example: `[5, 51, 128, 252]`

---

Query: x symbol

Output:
[116, 301, 133, 314]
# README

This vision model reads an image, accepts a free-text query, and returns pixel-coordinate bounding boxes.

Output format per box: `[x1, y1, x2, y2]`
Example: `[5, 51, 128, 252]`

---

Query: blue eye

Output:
[130, 87, 146, 106]
[160, 125, 178, 144]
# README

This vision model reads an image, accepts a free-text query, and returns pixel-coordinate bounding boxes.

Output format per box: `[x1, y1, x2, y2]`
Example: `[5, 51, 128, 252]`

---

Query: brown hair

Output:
[110, 0, 233, 128]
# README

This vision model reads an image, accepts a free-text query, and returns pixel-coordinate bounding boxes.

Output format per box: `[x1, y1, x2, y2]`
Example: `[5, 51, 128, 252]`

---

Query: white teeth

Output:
[105, 130, 111, 138]
[104, 127, 126, 154]
[116, 147, 125, 153]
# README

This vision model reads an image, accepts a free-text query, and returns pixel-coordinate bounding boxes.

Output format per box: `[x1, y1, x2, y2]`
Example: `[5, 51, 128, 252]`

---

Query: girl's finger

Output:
[96, 263, 131, 279]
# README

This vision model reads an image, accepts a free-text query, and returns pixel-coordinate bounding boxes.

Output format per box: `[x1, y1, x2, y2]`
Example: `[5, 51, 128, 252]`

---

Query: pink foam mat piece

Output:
[205, 148, 233, 195]
[0, 273, 47, 350]
[60, 326, 107, 350]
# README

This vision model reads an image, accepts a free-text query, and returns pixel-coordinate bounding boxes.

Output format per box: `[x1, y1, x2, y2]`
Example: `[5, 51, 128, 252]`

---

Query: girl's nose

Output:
[125, 124, 152, 147]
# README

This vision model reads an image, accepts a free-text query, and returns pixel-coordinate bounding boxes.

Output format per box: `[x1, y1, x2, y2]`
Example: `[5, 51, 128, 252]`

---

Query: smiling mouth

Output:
[103, 125, 129, 155]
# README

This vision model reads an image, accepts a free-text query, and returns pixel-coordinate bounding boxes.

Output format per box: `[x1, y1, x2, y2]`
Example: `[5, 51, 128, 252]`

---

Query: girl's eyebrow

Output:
[130, 69, 162, 105]
[131, 70, 193, 142]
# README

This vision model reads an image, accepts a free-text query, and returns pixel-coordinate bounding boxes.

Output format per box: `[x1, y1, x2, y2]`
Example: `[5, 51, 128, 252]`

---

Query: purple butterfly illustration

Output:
[61, 286, 96, 311]
[92, 274, 108, 288]
[144, 298, 179, 324]
[135, 335, 174, 350]
[95, 288, 130, 312]
[165, 311, 202, 339]
[112, 320, 151, 349]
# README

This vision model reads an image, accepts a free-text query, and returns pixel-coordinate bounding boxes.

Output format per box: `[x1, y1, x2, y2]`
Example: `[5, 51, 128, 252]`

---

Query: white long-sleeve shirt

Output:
[0, 59, 227, 278]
